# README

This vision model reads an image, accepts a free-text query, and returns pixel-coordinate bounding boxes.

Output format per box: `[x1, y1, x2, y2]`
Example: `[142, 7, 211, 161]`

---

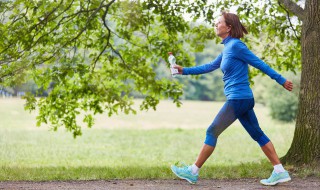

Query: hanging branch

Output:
[278, 0, 305, 21]
[100, 0, 131, 70]
[278, 1, 301, 41]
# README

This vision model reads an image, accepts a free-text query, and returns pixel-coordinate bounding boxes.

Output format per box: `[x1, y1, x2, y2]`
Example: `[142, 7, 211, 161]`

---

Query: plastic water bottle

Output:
[168, 52, 179, 77]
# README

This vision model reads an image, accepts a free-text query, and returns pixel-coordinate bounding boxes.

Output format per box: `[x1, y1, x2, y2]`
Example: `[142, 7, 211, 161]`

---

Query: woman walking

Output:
[171, 12, 293, 186]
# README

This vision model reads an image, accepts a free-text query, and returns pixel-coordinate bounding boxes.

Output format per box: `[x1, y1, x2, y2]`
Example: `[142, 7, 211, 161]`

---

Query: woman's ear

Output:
[227, 25, 232, 33]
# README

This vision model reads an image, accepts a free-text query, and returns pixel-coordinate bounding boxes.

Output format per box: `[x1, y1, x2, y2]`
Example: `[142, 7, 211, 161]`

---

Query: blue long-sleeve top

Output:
[183, 36, 287, 99]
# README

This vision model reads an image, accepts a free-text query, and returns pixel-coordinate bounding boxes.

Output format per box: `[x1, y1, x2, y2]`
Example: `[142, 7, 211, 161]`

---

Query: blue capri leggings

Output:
[205, 98, 270, 147]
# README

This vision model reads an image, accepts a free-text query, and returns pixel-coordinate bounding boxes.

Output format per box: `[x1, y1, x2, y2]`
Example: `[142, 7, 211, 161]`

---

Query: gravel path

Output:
[1, 177, 319, 190]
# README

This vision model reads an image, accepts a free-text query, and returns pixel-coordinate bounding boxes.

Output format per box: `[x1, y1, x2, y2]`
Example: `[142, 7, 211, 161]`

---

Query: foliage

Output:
[252, 72, 300, 122]
[269, 89, 298, 122]
[180, 41, 225, 101]
[0, 0, 216, 137]
[0, 0, 302, 137]
[267, 72, 300, 122]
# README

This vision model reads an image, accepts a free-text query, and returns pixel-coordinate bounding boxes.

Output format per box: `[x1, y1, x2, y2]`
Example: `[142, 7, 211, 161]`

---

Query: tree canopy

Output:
[0, 0, 302, 137]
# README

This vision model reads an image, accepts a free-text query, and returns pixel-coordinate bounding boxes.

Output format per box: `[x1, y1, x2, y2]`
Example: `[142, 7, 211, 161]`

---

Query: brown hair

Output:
[222, 12, 248, 39]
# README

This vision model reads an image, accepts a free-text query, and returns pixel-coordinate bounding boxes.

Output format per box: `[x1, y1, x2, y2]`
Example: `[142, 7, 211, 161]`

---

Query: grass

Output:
[0, 98, 297, 181]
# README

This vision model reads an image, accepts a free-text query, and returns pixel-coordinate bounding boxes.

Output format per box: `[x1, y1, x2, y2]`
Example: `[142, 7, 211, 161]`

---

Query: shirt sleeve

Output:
[236, 42, 286, 85]
[182, 53, 222, 75]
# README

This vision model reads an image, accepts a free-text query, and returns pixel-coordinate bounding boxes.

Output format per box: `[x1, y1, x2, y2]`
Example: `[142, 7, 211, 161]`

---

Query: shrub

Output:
[252, 72, 300, 122]
[268, 88, 298, 122]
[267, 72, 300, 122]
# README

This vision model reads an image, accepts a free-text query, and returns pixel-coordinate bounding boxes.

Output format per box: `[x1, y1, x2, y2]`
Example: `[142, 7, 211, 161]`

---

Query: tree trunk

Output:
[282, 0, 320, 166]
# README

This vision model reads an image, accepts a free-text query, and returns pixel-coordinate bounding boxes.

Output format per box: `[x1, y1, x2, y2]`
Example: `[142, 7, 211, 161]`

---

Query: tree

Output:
[0, 0, 319, 166]
[276, 0, 320, 167]
[0, 0, 215, 137]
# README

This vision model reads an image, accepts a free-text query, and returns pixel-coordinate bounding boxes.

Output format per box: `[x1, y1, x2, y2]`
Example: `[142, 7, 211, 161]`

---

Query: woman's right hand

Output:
[173, 65, 183, 74]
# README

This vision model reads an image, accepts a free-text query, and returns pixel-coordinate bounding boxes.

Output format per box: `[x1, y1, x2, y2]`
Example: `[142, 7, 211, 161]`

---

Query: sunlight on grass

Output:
[0, 98, 295, 180]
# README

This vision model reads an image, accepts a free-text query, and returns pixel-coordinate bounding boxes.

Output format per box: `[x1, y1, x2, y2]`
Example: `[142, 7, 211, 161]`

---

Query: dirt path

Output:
[1, 177, 319, 190]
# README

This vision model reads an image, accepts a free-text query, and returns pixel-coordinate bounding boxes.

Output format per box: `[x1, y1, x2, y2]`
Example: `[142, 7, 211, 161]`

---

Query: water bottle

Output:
[168, 52, 179, 77]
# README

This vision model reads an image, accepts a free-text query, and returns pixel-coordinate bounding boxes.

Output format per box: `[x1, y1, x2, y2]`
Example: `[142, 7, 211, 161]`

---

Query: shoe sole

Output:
[260, 177, 291, 186]
[171, 166, 197, 184]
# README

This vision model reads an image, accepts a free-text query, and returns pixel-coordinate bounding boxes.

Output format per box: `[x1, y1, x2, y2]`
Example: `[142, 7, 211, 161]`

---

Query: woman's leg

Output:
[237, 99, 290, 185]
[195, 100, 238, 168]
[195, 144, 215, 168]
[237, 106, 281, 165]
[261, 141, 281, 165]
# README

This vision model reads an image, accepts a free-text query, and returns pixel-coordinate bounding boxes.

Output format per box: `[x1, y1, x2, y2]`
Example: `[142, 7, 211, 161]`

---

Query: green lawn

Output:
[0, 98, 296, 180]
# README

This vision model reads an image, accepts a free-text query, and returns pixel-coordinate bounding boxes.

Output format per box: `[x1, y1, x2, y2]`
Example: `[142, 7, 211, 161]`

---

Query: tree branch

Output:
[101, 0, 131, 70]
[0, 52, 56, 79]
[10, 7, 28, 25]
[0, 0, 71, 63]
[91, 42, 109, 73]
[278, 1, 301, 41]
[0, 0, 108, 79]
[30, 0, 74, 42]
[278, 0, 305, 21]
[29, 0, 65, 32]
[61, 1, 106, 50]
[90, 0, 116, 72]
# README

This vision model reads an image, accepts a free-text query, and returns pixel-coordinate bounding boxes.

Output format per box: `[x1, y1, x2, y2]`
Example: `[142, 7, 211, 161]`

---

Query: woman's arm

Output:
[236, 42, 293, 91]
[236, 42, 286, 84]
[176, 53, 222, 75]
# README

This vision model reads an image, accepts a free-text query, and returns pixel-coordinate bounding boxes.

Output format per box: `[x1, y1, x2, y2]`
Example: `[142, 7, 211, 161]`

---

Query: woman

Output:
[171, 12, 293, 186]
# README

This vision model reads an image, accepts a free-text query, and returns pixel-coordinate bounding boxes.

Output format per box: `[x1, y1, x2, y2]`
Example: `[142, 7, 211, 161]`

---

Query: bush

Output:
[252, 72, 300, 122]
[267, 72, 300, 122]
[268, 88, 298, 122]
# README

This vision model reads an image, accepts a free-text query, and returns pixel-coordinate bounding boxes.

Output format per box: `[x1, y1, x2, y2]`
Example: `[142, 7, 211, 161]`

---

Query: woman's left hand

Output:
[283, 80, 293, 91]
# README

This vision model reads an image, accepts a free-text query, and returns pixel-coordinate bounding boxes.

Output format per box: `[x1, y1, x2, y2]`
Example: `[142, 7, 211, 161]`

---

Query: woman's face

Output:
[215, 16, 231, 39]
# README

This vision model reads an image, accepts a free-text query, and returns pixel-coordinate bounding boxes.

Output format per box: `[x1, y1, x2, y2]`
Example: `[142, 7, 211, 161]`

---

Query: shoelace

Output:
[177, 162, 190, 172]
[267, 171, 278, 181]
[178, 162, 188, 167]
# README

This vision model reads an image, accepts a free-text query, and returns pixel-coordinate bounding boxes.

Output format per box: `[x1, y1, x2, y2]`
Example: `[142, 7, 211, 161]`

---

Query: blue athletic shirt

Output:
[182, 36, 287, 99]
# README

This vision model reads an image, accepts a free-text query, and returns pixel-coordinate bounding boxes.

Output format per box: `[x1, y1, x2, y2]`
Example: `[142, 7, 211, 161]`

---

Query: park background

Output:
[0, 42, 300, 180]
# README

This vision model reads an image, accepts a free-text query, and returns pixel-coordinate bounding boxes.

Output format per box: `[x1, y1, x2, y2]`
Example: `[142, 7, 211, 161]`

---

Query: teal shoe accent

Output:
[260, 170, 291, 186]
[171, 164, 198, 184]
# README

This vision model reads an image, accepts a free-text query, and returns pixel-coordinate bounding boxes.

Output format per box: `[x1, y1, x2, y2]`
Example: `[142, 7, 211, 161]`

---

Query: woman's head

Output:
[215, 12, 248, 39]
